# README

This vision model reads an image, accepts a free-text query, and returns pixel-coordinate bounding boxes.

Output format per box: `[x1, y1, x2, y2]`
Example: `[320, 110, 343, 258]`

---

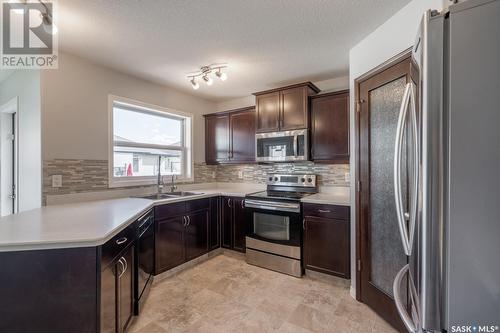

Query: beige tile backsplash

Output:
[43, 159, 349, 205]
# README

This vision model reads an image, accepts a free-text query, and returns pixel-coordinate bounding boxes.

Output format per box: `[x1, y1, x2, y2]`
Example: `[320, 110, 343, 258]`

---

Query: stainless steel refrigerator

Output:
[393, 0, 500, 332]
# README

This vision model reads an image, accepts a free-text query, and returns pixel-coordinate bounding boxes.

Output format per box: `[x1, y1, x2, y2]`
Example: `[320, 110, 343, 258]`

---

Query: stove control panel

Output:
[266, 174, 317, 187]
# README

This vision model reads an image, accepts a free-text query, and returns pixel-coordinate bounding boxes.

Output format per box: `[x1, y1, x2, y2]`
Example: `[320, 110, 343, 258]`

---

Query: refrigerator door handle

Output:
[394, 82, 418, 256]
[394, 264, 421, 333]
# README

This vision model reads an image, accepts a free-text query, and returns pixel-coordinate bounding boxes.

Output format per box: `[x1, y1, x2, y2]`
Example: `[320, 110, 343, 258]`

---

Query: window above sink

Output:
[108, 95, 193, 187]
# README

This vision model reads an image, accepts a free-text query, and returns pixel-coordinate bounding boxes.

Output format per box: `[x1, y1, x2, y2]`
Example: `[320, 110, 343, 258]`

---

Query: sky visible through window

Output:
[113, 107, 182, 146]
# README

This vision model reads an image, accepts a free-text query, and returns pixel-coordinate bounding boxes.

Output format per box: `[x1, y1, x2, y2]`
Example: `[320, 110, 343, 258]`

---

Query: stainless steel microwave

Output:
[255, 129, 308, 162]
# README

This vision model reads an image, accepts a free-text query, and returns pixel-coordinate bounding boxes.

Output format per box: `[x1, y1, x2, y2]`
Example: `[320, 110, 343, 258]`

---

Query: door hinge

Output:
[356, 99, 365, 113]
[356, 181, 361, 192]
[10, 134, 15, 141]
[357, 259, 362, 271]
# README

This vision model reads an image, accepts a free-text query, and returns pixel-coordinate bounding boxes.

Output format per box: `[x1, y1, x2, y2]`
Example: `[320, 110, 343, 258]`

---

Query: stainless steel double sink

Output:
[136, 192, 202, 200]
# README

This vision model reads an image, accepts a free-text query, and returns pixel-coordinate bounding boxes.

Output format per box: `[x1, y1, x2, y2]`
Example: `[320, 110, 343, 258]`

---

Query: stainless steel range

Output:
[245, 174, 317, 277]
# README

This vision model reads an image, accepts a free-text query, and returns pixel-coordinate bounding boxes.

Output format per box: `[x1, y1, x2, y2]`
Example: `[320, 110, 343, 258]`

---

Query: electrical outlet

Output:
[345, 172, 350, 182]
[52, 175, 62, 188]
[238, 171, 244, 179]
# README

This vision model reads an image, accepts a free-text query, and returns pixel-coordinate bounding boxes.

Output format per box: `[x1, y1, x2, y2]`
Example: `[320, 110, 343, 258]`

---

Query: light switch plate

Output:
[345, 172, 350, 182]
[52, 175, 62, 188]
[212, 171, 216, 179]
[238, 171, 244, 179]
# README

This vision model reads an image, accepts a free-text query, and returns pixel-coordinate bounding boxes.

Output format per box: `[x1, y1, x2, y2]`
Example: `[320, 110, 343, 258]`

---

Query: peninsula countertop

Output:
[0, 187, 263, 252]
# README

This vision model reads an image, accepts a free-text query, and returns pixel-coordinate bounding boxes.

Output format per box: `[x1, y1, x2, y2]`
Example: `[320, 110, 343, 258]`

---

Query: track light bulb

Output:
[216, 70, 227, 81]
[203, 75, 213, 86]
[190, 78, 199, 90]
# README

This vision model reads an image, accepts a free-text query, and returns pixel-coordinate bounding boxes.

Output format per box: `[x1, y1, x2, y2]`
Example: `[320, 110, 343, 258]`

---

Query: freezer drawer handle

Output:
[394, 82, 419, 256]
[394, 264, 420, 333]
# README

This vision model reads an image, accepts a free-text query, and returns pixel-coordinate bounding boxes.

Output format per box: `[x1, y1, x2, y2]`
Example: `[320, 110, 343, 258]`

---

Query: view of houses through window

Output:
[112, 100, 192, 184]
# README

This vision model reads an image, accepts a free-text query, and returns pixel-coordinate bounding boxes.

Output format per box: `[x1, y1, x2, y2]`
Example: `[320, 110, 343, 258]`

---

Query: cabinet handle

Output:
[118, 258, 126, 278]
[116, 237, 127, 245]
[228, 198, 232, 208]
[187, 216, 191, 226]
[318, 209, 331, 213]
[241, 200, 245, 209]
[303, 218, 306, 230]
[182, 216, 187, 227]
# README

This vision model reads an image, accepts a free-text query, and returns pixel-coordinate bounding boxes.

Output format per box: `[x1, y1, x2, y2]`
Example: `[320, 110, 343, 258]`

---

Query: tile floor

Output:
[129, 254, 397, 333]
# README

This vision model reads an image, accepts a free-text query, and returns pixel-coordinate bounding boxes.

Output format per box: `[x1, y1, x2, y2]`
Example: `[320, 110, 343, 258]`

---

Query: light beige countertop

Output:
[300, 187, 351, 206]
[0, 184, 265, 252]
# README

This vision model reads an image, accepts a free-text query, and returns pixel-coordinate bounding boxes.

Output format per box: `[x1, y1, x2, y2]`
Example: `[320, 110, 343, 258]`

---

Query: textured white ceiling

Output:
[58, 0, 410, 101]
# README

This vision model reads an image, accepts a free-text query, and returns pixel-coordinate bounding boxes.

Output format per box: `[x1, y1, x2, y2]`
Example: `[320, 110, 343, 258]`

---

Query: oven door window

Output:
[253, 212, 290, 241]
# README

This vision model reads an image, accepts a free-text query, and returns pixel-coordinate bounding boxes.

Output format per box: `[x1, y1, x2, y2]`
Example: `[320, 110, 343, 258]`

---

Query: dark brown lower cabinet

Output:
[155, 199, 210, 274]
[209, 197, 221, 250]
[221, 196, 246, 253]
[156, 215, 185, 272]
[100, 242, 135, 333]
[303, 203, 350, 278]
[185, 210, 209, 261]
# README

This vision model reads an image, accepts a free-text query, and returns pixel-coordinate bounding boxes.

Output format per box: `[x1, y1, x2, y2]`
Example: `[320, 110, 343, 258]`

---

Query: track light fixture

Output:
[190, 77, 199, 90]
[186, 64, 228, 89]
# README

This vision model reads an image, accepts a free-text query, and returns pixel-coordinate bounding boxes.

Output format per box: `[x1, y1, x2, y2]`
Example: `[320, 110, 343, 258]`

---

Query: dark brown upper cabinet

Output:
[205, 107, 255, 165]
[254, 82, 320, 133]
[205, 114, 230, 163]
[310, 90, 350, 163]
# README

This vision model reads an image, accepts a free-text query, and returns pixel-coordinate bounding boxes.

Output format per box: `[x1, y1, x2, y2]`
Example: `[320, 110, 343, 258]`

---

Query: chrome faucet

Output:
[157, 155, 164, 194]
[169, 164, 178, 193]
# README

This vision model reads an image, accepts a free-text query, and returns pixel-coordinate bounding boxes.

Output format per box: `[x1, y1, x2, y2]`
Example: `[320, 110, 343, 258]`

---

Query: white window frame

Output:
[108, 95, 193, 188]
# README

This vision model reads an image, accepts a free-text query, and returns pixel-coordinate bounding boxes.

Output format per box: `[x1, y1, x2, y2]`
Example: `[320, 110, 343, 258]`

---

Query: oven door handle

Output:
[245, 199, 300, 213]
[293, 134, 298, 158]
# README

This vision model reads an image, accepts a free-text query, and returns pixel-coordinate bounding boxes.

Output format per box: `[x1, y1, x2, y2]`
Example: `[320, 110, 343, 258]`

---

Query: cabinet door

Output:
[311, 92, 349, 163]
[221, 197, 233, 249]
[230, 109, 256, 163]
[256, 91, 280, 132]
[100, 264, 117, 333]
[205, 114, 230, 164]
[156, 216, 185, 273]
[232, 197, 246, 252]
[281, 86, 308, 130]
[117, 245, 134, 333]
[209, 197, 220, 250]
[185, 209, 209, 261]
[303, 216, 350, 278]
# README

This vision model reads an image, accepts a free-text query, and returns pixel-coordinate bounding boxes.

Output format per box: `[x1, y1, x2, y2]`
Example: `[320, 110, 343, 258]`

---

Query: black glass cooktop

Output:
[246, 190, 312, 201]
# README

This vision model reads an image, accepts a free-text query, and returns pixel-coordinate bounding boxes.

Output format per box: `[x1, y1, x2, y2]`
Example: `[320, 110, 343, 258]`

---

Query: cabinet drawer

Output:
[155, 201, 185, 219]
[303, 203, 349, 220]
[101, 223, 135, 269]
[186, 198, 210, 212]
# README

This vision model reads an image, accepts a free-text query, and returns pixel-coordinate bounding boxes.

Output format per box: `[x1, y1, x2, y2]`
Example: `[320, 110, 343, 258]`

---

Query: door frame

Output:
[0, 96, 19, 215]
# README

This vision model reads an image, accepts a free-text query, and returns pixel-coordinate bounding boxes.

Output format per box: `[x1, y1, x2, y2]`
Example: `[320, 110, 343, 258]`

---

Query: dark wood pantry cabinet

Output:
[205, 107, 256, 165]
[154, 198, 210, 274]
[303, 203, 350, 278]
[221, 196, 246, 252]
[310, 90, 350, 163]
[254, 82, 320, 133]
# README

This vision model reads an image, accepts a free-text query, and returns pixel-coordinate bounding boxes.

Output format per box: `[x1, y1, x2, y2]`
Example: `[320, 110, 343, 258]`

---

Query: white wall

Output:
[41, 52, 216, 163]
[213, 75, 349, 112]
[0, 70, 42, 212]
[348, 0, 444, 297]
